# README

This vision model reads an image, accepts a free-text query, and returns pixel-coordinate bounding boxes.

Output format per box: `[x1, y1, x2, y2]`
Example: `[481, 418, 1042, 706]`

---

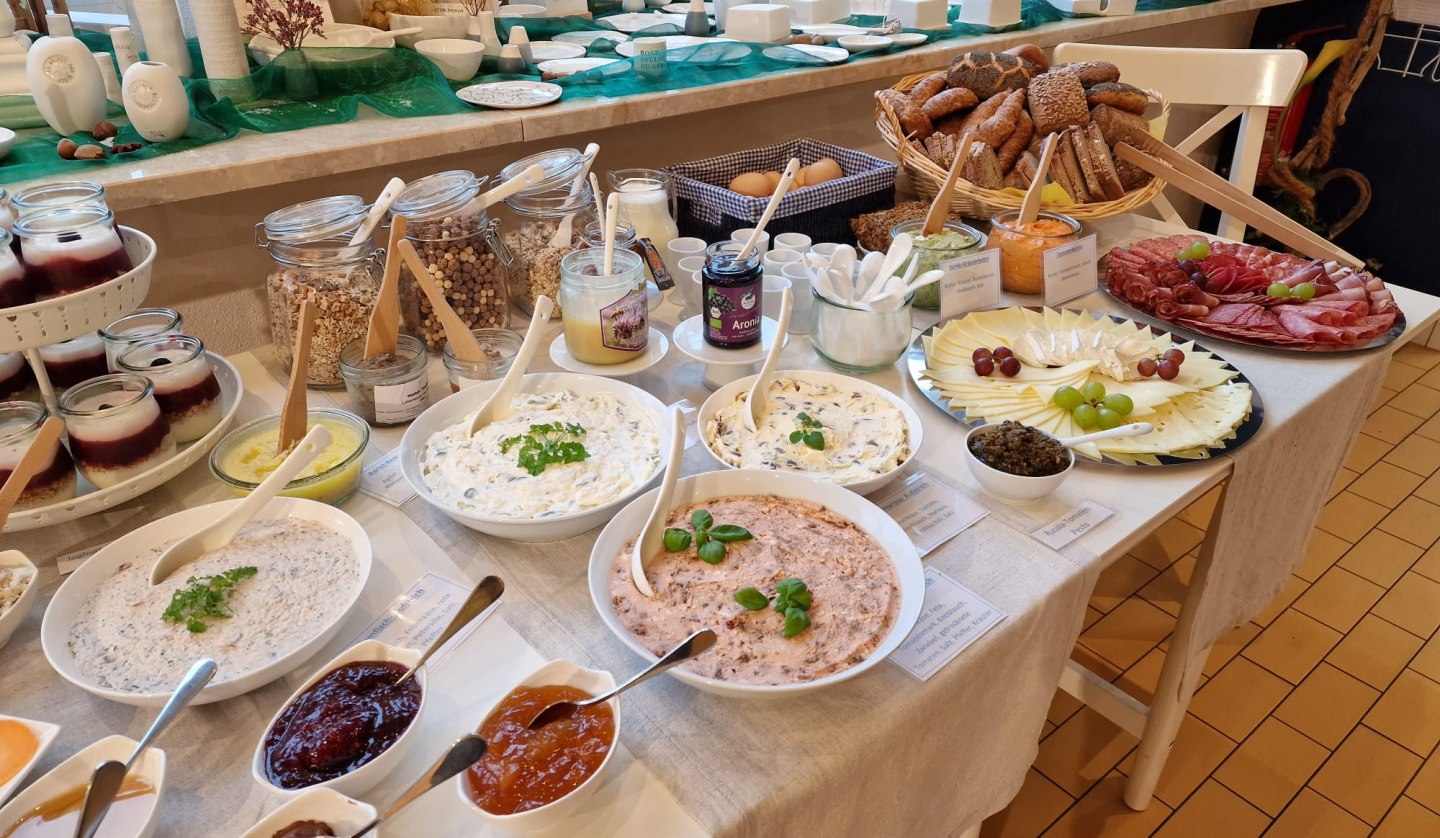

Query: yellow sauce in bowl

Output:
[1, 777, 155, 838]
[211, 412, 368, 505]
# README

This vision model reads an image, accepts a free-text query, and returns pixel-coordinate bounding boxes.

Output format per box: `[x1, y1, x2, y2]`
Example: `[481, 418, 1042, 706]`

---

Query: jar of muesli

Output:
[390, 171, 514, 349]
[497, 148, 592, 316]
[258, 196, 381, 388]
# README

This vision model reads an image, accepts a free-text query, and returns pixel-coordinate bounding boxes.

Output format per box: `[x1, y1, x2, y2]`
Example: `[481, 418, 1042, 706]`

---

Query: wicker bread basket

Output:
[875, 70, 1171, 221]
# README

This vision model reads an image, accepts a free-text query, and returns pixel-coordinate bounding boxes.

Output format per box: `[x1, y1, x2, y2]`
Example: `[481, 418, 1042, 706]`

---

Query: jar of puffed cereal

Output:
[497, 148, 593, 316]
[258, 196, 381, 388]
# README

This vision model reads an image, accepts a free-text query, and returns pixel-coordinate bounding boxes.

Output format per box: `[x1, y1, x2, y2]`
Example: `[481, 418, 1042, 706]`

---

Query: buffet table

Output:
[4, 213, 1436, 835]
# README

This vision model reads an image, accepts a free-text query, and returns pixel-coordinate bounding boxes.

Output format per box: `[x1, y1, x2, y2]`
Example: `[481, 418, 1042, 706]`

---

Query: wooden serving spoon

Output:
[349, 177, 406, 247]
[396, 239, 488, 363]
[922, 131, 974, 236]
[0, 416, 62, 532]
[277, 298, 316, 457]
[363, 214, 408, 359]
[466, 295, 554, 435]
[1018, 132, 1059, 225]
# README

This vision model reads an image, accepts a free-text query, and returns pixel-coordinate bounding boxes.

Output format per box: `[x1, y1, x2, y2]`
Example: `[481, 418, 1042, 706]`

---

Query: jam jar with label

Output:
[559, 247, 648, 365]
[701, 240, 763, 349]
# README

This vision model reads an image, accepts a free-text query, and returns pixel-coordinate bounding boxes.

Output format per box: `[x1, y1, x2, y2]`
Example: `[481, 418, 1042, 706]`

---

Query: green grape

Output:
[1080, 381, 1107, 403]
[1266, 281, 1291, 297]
[1073, 404, 1100, 429]
[1294, 282, 1316, 300]
[1188, 241, 1210, 260]
[1097, 408, 1123, 430]
[1053, 386, 1084, 412]
[1102, 393, 1134, 417]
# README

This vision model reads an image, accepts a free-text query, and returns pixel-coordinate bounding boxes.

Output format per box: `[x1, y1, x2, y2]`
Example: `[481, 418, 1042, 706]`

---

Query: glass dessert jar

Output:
[14, 206, 133, 298]
[988, 210, 1082, 295]
[210, 408, 369, 506]
[559, 248, 648, 365]
[607, 168, 680, 281]
[0, 230, 27, 309]
[58, 373, 175, 489]
[10, 181, 108, 218]
[0, 188, 13, 235]
[337, 333, 431, 426]
[38, 331, 108, 391]
[891, 219, 987, 310]
[811, 286, 914, 373]
[116, 335, 223, 444]
[443, 328, 521, 392]
[100, 307, 184, 371]
[258, 196, 381, 388]
[0, 401, 76, 509]
[701, 240, 763, 349]
[0, 353, 37, 402]
[391, 171, 513, 349]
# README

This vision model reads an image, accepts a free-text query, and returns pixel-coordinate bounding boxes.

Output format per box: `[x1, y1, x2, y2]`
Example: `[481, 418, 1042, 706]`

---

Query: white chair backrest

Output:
[1052, 43, 1307, 241]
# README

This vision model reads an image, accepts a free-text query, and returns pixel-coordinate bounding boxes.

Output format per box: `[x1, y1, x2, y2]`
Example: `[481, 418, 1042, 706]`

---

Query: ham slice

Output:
[1281, 305, 1352, 327]
[1157, 300, 1210, 320]
[1279, 309, 1355, 344]
[1174, 284, 1220, 307]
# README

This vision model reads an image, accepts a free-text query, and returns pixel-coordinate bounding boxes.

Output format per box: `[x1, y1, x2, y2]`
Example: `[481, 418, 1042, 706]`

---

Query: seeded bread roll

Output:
[922, 87, 980, 121]
[1003, 43, 1048, 73]
[997, 110, 1033, 172]
[880, 89, 934, 140]
[1085, 81, 1149, 115]
[1028, 69, 1088, 136]
[961, 141, 1004, 190]
[909, 73, 949, 104]
[1088, 103, 1151, 146]
[947, 51, 1035, 100]
[1058, 59, 1120, 86]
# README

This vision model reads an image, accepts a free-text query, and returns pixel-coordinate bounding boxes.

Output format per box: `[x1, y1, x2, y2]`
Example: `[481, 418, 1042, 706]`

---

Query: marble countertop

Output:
[16, 0, 1294, 209]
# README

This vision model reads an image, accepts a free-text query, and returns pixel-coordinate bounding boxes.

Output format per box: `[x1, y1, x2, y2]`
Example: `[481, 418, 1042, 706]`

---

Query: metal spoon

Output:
[1055, 422, 1154, 448]
[347, 734, 489, 838]
[525, 629, 717, 730]
[630, 406, 685, 599]
[467, 296, 553, 435]
[743, 287, 793, 432]
[74, 659, 217, 838]
[395, 576, 504, 686]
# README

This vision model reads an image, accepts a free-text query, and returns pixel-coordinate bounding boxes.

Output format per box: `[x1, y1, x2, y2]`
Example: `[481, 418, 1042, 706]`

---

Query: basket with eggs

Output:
[727, 158, 846, 198]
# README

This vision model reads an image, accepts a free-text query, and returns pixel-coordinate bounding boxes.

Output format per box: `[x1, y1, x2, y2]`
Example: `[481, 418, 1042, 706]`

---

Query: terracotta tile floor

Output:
[983, 343, 1440, 837]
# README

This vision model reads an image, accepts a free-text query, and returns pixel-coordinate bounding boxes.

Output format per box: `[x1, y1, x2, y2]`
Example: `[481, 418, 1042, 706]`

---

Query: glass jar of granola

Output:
[497, 148, 592, 316]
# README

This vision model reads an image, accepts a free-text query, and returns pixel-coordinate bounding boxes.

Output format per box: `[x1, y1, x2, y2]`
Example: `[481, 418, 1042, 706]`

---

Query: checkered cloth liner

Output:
[665, 138, 897, 228]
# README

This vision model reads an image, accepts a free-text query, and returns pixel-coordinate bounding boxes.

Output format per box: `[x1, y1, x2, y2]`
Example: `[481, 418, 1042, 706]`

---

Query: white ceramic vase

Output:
[468, 10, 501, 54]
[26, 35, 108, 134]
[189, 0, 248, 79]
[122, 60, 189, 142]
[133, 0, 193, 77]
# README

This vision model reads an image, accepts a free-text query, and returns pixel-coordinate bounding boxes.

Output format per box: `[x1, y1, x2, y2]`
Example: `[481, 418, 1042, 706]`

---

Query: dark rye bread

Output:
[1088, 103, 1150, 146]
[1051, 131, 1091, 203]
[1082, 123, 1126, 200]
[961, 141, 1005, 190]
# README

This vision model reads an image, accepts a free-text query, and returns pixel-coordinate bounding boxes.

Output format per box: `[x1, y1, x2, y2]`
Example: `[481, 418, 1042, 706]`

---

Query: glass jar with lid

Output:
[0, 230, 25, 308]
[10, 181, 108, 218]
[989, 210, 1082, 295]
[497, 148, 593, 317]
[559, 247, 648, 366]
[390, 171, 514, 350]
[257, 195, 382, 388]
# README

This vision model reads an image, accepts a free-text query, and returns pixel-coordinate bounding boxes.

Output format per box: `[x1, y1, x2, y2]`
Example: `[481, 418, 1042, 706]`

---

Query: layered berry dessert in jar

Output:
[0, 401, 76, 509]
[0, 230, 28, 309]
[0, 353, 38, 402]
[100, 308, 184, 371]
[117, 335, 222, 443]
[58, 373, 175, 488]
[38, 332, 108, 391]
[13, 206, 133, 299]
[10, 181, 108, 219]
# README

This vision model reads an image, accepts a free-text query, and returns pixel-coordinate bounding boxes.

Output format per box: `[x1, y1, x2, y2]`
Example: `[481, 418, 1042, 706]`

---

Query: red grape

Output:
[1163, 348, 1186, 365]
[992, 346, 1014, 360]
[972, 347, 992, 362]
[1157, 359, 1179, 380]
[1137, 358, 1158, 377]
[998, 356, 1021, 377]
[974, 357, 995, 376]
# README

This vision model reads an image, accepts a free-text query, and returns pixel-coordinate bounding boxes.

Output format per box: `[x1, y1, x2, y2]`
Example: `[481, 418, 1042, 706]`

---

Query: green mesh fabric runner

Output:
[1, 0, 1218, 184]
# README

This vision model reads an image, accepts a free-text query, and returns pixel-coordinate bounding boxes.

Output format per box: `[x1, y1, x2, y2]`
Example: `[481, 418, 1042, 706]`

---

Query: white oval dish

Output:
[0, 714, 61, 805]
[252, 640, 425, 799]
[962, 424, 1074, 502]
[671, 315, 786, 366]
[0, 735, 165, 838]
[536, 56, 620, 76]
[455, 659, 619, 834]
[837, 34, 892, 53]
[888, 32, 928, 47]
[40, 497, 372, 707]
[0, 550, 39, 651]
[548, 328, 669, 377]
[697, 369, 923, 495]
[600, 11, 673, 32]
[552, 29, 624, 47]
[456, 80, 563, 109]
[588, 469, 925, 698]
[496, 3, 546, 15]
[399, 372, 672, 542]
[761, 43, 848, 64]
[527, 40, 586, 61]
[239, 788, 378, 838]
[793, 23, 869, 42]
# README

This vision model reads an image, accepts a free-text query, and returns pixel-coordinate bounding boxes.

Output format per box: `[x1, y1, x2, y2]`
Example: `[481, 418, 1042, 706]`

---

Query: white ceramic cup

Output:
[732, 227, 769, 255]
[762, 248, 802, 276]
[762, 274, 791, 318]
[808, 242, 839, 260]
[677, 255, 706, 313]
[666, 237, 707, 270]
[774, 232, 812, 252]
[781, 261, 813, 335]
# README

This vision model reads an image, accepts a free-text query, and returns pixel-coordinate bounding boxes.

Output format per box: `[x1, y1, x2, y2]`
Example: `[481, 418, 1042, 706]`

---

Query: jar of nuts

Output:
[391, 171, 514, 350]
[496, 148, 591, 316]
[258, 195, 381, 388]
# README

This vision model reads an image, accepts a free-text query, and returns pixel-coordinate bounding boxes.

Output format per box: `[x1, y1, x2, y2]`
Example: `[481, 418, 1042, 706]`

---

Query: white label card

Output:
[57, 543, 106, 575]
[874, 470, 988, 557]
[1032, 500, 1115, 550]
[939, 249, 1002, 320]
[359, 447, 416, 507]
[374, 376, 430, 425]
[1043, 234, 1098, 306]
[890, 567, 1007, 681]
[352, 573, 493, 663]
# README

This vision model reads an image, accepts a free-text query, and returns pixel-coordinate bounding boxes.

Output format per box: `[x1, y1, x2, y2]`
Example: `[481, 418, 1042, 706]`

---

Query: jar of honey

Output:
[558, 248, 648, 365]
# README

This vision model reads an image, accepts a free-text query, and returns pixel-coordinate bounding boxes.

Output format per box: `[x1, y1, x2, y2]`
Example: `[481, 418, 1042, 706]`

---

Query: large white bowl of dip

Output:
[0, 734, 165, 838]
[40, 497, 372, 707]
[589, 469, 925, 699]
[698, 369, 923, 496]
[400, 372, 671, 542]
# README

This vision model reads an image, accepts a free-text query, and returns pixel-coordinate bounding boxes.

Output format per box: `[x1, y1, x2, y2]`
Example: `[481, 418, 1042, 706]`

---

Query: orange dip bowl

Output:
[989, 211, 1082, 295]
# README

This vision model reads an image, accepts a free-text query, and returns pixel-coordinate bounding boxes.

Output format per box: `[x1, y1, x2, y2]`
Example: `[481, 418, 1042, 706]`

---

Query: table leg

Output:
[1123, 482, 1228, 811]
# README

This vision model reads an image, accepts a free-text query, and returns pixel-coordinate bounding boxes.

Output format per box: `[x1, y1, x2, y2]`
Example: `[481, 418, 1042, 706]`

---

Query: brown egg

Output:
[729, 172, 773, 198]
[805, 157, 844, 186]
[762, 171, 782, 193]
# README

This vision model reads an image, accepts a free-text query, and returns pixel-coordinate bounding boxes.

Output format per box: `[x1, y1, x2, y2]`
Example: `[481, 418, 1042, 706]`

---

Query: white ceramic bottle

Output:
[122, 60, 189, 142]
[0, 4, 30, 97]
[109, 26, 140, 74]
[132, 0, 193, 77]
[26, 34, 108, 134]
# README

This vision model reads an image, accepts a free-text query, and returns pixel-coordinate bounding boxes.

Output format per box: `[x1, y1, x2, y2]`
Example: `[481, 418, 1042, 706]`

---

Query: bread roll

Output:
[1027, 69, 1088, 136]
[909, 73, 948, 104]
[922, 87, 980, 121]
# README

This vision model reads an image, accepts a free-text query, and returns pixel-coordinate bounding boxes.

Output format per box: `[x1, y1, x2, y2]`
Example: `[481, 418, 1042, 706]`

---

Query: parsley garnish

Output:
[162, 566, 258, 634]
[500, 422, 589, 476]
[788, 412, 825, 451]
[732, 577, 814, 638]
[664, 508, 753, 564]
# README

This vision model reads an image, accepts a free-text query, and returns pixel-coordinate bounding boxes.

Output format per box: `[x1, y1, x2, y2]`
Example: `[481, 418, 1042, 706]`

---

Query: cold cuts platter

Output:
[907, 307, 1263, 467]
[1104, 234, 1404, 352]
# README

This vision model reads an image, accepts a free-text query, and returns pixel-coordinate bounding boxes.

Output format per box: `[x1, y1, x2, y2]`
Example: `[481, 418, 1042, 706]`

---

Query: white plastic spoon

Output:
[737, 158, 800, 260]
[459, 163, 546, 218]
[1055, 422, 1154, 448]
[872, 232, 912, 293]
[631, 406, 685, 599]
[467, 296, 554, 435]
[855, 250, 885, 301]
[349, 177, 406, 247]
[149, 424, 331, 586]
[868, 269, 944, 312]
[743, 287, 793, 432]
[829, 245, 856, 302]
[548, 143, 599, 249]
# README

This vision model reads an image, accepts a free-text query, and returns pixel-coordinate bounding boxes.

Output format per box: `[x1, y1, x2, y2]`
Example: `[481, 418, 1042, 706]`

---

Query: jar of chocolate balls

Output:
[390, 171, 515, 350]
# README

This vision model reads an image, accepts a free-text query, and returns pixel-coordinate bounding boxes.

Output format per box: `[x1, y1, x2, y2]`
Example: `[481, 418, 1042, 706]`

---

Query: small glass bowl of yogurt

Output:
[988, 210, 1082, 295]
[210, 409, 370, 506]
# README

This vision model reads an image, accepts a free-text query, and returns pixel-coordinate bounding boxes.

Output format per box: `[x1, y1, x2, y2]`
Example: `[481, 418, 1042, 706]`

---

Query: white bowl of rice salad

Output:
[0, 550, 37, 651]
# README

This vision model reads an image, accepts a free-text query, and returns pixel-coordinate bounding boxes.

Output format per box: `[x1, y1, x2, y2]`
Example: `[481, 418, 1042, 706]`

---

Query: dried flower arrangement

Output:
[243, 0, 327, 51]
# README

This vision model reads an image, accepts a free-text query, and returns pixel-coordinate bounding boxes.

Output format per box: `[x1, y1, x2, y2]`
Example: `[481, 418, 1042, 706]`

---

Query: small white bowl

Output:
[0, 714, 61, 804]
[0, 549, 39, 651]
[837, 34, 893, 53]
[240, 788, 378, 838]
[0, 735, 165, 837]
[390, 13, 468, 46]
[0, 127, 15, 161]
[252, 640, 426, 799]
[415, 37, 485, 81]
[962, 424, 1074, 502]
[455, 660, 619, 834]
[697, 369, 923, 496]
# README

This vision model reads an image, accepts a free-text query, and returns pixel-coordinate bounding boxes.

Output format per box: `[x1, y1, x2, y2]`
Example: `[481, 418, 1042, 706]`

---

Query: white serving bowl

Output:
[588, 469, 925, 698]
[962, 424, 1075, 502]
[415, 38, 485, 81]
[0, 714, 61, 804]
[837, 34, 892, 53]
[40, 497, 372, 707]
[455, 659, 619, 834]
[0, 735, 165, 837]
[697, 369, 923, 496]
[0, 127, 14, 161]
[0, 549, 39, 651]
[400, 372, 671, 542]
[390, 13, 468, 46]
[241, 788, 378, 838]
[252, 640, 426, 800]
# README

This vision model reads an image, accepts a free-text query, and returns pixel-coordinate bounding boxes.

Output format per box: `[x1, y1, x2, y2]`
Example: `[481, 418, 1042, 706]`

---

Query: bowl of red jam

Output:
[456, 659, 620, 833]
[252, 640, 426, 799]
